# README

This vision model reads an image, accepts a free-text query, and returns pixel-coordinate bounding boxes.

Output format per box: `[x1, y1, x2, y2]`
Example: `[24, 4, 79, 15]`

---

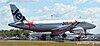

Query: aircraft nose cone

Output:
[90, 24, 96, 29]
[92, 24, 96, 28]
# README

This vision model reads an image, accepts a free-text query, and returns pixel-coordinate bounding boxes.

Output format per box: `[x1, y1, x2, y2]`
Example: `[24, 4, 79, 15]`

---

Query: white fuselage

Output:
[9, 19, 96, 32]
[8, 4, 96, 33]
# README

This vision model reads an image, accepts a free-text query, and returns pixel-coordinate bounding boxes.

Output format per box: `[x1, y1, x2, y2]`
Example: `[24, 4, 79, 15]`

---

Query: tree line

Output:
[0, 29, 30, 38]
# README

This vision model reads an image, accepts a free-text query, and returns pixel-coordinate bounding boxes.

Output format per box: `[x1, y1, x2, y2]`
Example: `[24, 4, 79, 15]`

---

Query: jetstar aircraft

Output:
[8, 4, 96, 35]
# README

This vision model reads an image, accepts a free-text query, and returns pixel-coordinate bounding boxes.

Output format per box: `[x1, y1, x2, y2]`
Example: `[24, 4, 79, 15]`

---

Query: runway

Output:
[0, 40, 100, 46]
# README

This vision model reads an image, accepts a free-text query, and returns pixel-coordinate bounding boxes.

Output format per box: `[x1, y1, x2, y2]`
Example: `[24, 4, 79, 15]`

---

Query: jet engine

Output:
[71, 27, 84, 33]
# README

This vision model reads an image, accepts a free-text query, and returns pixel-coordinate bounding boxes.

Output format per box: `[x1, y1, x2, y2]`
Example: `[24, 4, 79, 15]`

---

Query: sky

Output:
[0, 0, 100, 34]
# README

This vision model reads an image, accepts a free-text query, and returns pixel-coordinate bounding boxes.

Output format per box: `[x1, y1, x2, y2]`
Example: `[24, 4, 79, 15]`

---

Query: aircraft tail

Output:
[10, 4, 26, 22]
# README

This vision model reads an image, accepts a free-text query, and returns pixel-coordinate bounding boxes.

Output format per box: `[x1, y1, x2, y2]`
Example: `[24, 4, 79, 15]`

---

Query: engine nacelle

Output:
[72, 27, 84, 33]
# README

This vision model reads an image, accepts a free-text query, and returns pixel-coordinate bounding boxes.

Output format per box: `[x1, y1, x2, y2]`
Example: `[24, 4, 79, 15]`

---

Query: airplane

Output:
[8, 4, 96, 36]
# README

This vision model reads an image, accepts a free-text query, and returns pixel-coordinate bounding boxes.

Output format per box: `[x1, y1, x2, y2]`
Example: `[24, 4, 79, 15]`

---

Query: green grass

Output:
[0, 40, 99, 46]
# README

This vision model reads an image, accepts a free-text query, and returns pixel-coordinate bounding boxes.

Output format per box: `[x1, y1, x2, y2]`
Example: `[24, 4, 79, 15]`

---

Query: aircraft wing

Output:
[65, 20, 80, 31]
[51, 20, 80, 31]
